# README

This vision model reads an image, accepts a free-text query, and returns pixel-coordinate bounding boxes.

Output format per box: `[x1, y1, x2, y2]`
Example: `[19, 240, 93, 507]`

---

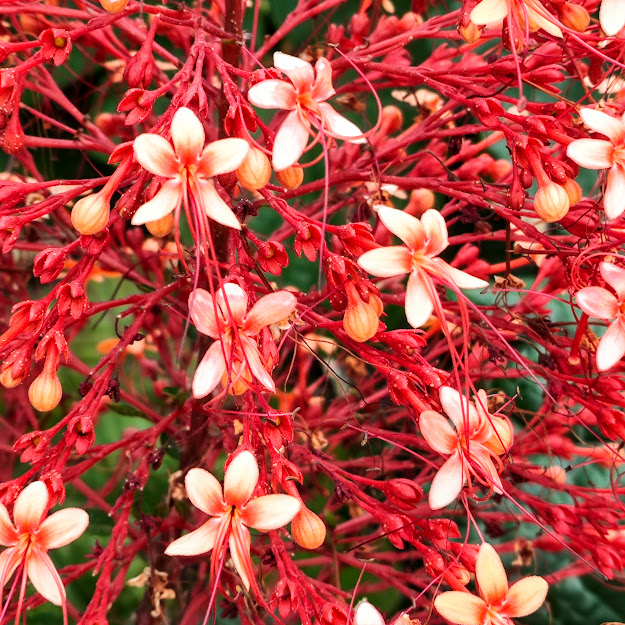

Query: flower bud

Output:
[0, 366, 26, 388]
[236, 146, 272, 191]
[276, 165, 304, 190]
[28, 367, 62, 412]
[343, 284, 381, 343]
[146, 212, 174, 238]
[406, 188, 435, 216]
[384, 478, 423, 509]
[98, 0, 129, 12]
[557, 2, 590, 32]
[291, 506, 326, 549]
[71, 192, 110, 235]
[563, 177, 582, 207]
[380, 105, 403, 135]
[534, 182, 569, 223]
[458, 21, 482, 43]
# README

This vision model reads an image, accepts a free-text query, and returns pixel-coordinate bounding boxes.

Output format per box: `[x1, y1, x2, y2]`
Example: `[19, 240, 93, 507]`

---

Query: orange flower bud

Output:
[98, 0, 129, 12]
[380, 105, 403, 134]
[534, 182, 570, 223]
[236, 146, 272, 191]
[557, 3, 590, 33]
[0, 366, 26, 389]
[343, 284, 382, 342]
[291, 506, 326, 549]
[406, 188, 436, 216]
[562, 177, 582, 207]
[71, 192, 110, 235]
[28, 368, 62, 412]
[458, 21, 482, 44]
[276, 165, 304, 190]
[146, 212, 174, 238]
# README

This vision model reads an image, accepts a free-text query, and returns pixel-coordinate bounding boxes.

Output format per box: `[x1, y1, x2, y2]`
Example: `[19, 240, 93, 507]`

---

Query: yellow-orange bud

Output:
[71, 193, 110, 235]
[380, 105, 403, 135]
[406, 188, 436, 216]
[236, 147, 272, 191]
[557, 3, 590, 32]
[563, 177, 582, 207]
[291, 506, 326, 549]
[343, 285, 382, 343]
[0, 367, 26, 389]
[146, 212, 174, 238]
[458, 21, 482, 44]
[28, 369, 62, 412]
[276, 165, 304, 190]
[98, 0, 129, 13]
[534, 182, 570, 223]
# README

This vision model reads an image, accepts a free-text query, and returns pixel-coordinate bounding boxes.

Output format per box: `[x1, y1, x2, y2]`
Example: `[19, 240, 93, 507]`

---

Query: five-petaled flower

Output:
[419, 387, 513, 510]
[189, 283, 297, 398]
[566, 108, 625, 220]
[600, 0, 625, 36]
[247, 52, 364, 171]
[434, 542, 548, 625]
[0, 481, 89, 610]
[470, 0, 563, 38]
[357, 206, 488, 329]
[165, 451, 300, 591]
[131, 107, 249, 229]
[576, 261, 625, 371]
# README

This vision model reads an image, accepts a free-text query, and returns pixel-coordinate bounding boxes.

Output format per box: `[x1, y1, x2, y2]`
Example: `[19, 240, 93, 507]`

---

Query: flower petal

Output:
[171, 107, 205, 165]
[354, 601, 386, 625]
[198, 138, 250, 178]
[14, 482, 48, 534]
[358, 246, 412, 278]
[376, 205, 425, 251]
[434, 591, 488, 625]
[228, 519, 253, 590]
[272, 110, 311, 172]
[273, 52, 314, 92]
[405, 269, 435, 328]
[433, 260, 489, 289]
[189, 288, 220, 338]
[475, 543, 508, 604]
[27, 547, 64, 605]
[600, 0, 625, 36]
[604, 164, 625, 220]
[224, 450, 259, 508]
[244, 291, 297, 336]
[566, 139, 614, 170]
[576, 286, 618, 319]
[195, 180, 241, 230]
[596, 318, 625, 371]
[601, 261, 625, 300]
[440, 386, 481, 432]
[131, 179, 181, 226]
[421, 209, 449, 255]
[0, 505, 18, 546]
[240, 335, 276, 392]
[37, 509, 88, 550]
[185, 468, 225, 516]
[133, 133, 180, 178]
[192, 340, 227, 399]
[247, 79, 297, 110]
[419, 410, 457, 455]
[580, 107, 625, 143]
[0, 546, 22, 591]
[240, 494, 300, 530]
[318, 102, 365, 143]
[164, 517, 221, 556]
[311, 57, 335, 102]
[217, 283, 249, 326]
[502, 576, 548, 617]
[470, 0, 509, 25]
[429, 453, 465, 510]
[526, 6, 562, 37]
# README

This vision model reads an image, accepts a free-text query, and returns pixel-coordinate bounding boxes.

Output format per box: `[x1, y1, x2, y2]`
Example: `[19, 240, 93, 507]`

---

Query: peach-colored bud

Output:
[98, 0, 129, 12]
[276, 165, 304, 190]
[343, 285, 381, 343]
[291, 506, 326, 549]
[146, 212, 174, 238]
[398, 12, 423, 31]
[28, 368, 62, 412]
[458, 21, 482, 43]
[489, 159, 512, 180]
[557, 3, 590, 32]
[0, 366, 26, 389]
[562, 177, 582, 207]
[380, 105, 403, 134]
[534, 182, 570, 223]
[236, 146, 272, 191]
[71, 192, 111, 235]
[406, 188, 436, 216]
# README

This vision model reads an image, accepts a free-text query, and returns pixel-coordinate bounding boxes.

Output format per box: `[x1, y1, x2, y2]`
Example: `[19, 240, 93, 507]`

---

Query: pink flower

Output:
[247, 52, 364, 171]
[566, 108, 625, 219]
[419, 387, 513, 510]
[165, 451, 300, 590]
[131, 107, 249, 228]
[434, 543, 548, 625]
[600, 0, 625, 36]
[189, 283, 297, 398]
[576, 261, 625, 371]
[0, 481, 89, 609]
[357, 206, 488, 328]
[470, 0, 563, 38]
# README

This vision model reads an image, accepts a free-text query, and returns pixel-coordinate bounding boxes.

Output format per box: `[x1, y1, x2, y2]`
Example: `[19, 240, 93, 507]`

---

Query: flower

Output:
[434, 542, 548, 625]
[189, 283, 297, 398]
[0, 481, 89, 607]
[165, 451, 300, 590]
[600, 0, 625, 36]
[419, 387, 513, 510]
[131, 107, 249, 229]
[470, 0, 563, 38]
[566, 108, 625, 219]
[576, 261, 625, 371]
[247, 52, 364, 171]
[357, 206, 488, 328]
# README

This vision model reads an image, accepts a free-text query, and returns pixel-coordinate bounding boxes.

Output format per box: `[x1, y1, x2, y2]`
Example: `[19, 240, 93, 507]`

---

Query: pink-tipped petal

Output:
[434, 591, 488, 625]
[576, 286, 618, 319]
[440, 386, 481, 432]
[244, 291, 297, 335]
[429, 453, 465, 510]
[311, 57, 335, 102]
[196, 180, 241, 230]
[354, 601, 386, 625]
[475, 543, 508, 603]
[604, 164, 625, 220]
[600, 0, 625, 36]
[601, 262, 625, 300]
[272, 110, 311, 172]
[164, 517, 221, 556]
[189, 289, 220, 338]
[247, 80, 297, 110]
[273, 52, 315, 92]
[185, 468, 226, 516]
[580, 108, 625, 142]
[239, 335, 276, 392]
[27, 547, 64, 605]
[131, 179, 181, 226]
[502, 576, 548, 617]
[358, 246, 413, 278]
[37, 509, 88, 549]
[596, 318, 625, 371]
[14, 482, 48, 533]
[133, 133, 180, 178]
[470, 0, 509, 25]
[376, 205, 425, 251]
[566, 139, 614, 170]
[318, 103, 365, 143]
[405, 270, 435, 328]
[229, 519, 253, 590]
[419, 410, 458, 455]
[224, 450, 259, 508]
[171, 107, 205, 165]
[0, 505, 18, 546]
[217, 283, 249, 326]
[421, 209, 449, 255]
[198, 138, 250, 178]
[240, 494, 300, 530]
[192, 340, 227, 399]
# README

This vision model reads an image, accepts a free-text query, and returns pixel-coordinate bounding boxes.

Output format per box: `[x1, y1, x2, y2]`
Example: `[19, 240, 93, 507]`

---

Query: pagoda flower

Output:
[566, 108, 625, 220]
[0, 481, 89, 616]
[600, 0, 625, 36]
[470, 0, 563, 38]
[165, 451, 300, 591]
[247, 52, 365, 171]
[419, 387, 513, 510]
[357, 206, 488, 329]
[131, 107, 249, 230]
[576, 261, 625, 371]
[434, 542, 548, 625]
[189, 283, 297, 398]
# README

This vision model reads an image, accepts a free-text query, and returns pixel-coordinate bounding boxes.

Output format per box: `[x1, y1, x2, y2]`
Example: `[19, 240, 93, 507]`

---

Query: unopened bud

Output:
[343, 285, 382, 342]
[380, 105, 403, 135]
[0, 366, 26, 388]
[71, 192, 110, 235]
[236, 146, 272, 191]
[98, 0, 129, 12]
[562, 177, 582, 207]
[557, 2, 590, 32]
[146, 212, 174, 238]
[291, 506, 326, 549]
[276, 165, 304, 190]
[28, 368, 62, 412]
[384, 478, 423, 509]
[534, 182, 569, 223]
[406, 188, 435, 216]
[458, 21, 482, 43]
